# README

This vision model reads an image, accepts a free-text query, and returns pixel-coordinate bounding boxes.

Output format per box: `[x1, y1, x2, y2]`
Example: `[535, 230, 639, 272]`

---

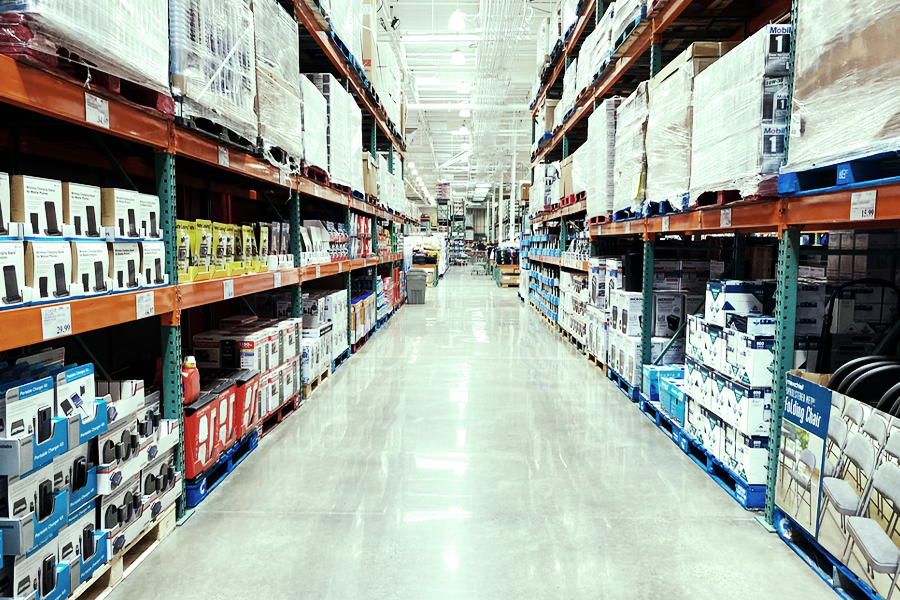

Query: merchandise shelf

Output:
[530, 0, 597, 118]
[531, 199, 587, 224]
[529, 254, 590, 272]
[0, 287, 177, 353]
[293, 0, 406, 157]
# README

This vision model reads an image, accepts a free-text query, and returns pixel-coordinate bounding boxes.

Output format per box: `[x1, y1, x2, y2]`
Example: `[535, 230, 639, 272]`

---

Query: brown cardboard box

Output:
[363, 155, 378, 197]
[648, 42, 738, 91]
[560, 155, 574, 198]
[362, 0, 379, 88]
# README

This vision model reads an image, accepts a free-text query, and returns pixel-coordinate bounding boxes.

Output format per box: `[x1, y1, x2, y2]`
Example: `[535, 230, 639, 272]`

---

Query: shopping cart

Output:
[470, 251, 488, 276]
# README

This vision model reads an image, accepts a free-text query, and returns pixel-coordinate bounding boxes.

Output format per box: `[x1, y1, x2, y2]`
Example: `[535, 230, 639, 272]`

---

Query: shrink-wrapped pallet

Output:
[783, 1, 900, 173]
[576, 2, 614, 94]
[612, 82, 648, 215]
[309, 73, 362, 189]
[253, 0, 302, 165]
[610, 0, 645, 52]
[586, 97, 621, 220]
[170, 0, 258, 142]
[556, 58, 577, 131]
[330, 0, 362, 61]
[299, 75, 328, 173]
[690, 26, 791, 204]
[572, 142, 592, 197]
[562, 0, 579, 39]
[348, 101, 364, 194]
[645, 43, 734, 211]
[0, 0, 169, 94]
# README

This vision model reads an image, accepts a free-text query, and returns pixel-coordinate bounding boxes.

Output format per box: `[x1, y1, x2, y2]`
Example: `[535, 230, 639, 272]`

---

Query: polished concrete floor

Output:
[110, 269, 836, 599]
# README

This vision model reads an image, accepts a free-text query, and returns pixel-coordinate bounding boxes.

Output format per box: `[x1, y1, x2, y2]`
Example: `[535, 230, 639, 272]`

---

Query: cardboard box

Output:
[642, 364, 683, 402]
[724, 330, 774, 387]
[71, 240, 111, 297]
[700, 320, 726, 373]
[100, 188, 141, 240]
[560, 155, 574, 198]
[140, 241, 168, 288]
[725, 313, 776, 336]
[0, 172, 10, 238]
[108, 242, 143, 291]
[26, 240, 77, 301]
[652, 292, 684, 337]
[660, 376, 688, 426]
[611, 289, 643, 335]
[723, 425, 768, 485]
[722, 378, 771, 437]
[705, 280, 764, 327]
[0, 240, 27, 308]
[137, 193, 161, 239]
[363, 154, 378, 197]
[11, 175, 65, 239]
[62, 182, 103, 239]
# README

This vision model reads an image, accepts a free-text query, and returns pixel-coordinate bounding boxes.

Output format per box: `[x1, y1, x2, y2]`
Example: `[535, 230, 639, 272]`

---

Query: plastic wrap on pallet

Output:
[256, 70, 303, 165]
[576, 4, 614, 94]
[170, 0, 259, 142]
[613, 82, 648, 214]
[690, 26, 790, 203]
[299, 74, 328, 173]
[536, 18, 550, 67]
[645, 63, 693, 211]
[586, 97, 621, 220]
[562, 0, 579, 37]
[0, 0, 169, 94]
[377, 41, 402, 125]
[572, 142, 591, 196]
[611, 0, 645, 49]
[251, 0, 300, 92]
[556, 58, 578, 131]
[349, 101, 364, 194]
[784, 3, 900, 172]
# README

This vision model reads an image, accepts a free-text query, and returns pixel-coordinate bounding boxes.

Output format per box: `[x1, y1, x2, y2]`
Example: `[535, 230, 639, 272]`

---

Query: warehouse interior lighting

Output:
[408, 162, 415, 169]
[448, 9, 466, 31]
[461, 142, 470, 151]
[459, 109, 471, 118]
[412, 169, 419, 175]
[416, 176, 423, 182]
[450, 49, 466, 65]
[458, 125, 469, 135]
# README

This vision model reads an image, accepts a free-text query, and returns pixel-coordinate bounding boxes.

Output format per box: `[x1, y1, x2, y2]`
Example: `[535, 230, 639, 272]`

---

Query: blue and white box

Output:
[724, 330, 774, 387]
[723, 424, 768, 485]
[723, 378, 771, 437]
[705, 280, 764, 327]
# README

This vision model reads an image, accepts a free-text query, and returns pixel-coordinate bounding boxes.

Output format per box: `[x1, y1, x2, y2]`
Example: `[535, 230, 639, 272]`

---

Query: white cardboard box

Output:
[724, 330, 774, 387]
[705, 280, 764, 327]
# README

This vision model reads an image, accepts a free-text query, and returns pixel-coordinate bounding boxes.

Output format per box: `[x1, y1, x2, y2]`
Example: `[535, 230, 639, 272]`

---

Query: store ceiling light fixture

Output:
[459, 109, 471, 118]
[458, 125, 470, 135]
[448, 9, 466, 32]
[461, 142, 470, 151]
[450, 49, 466, 66]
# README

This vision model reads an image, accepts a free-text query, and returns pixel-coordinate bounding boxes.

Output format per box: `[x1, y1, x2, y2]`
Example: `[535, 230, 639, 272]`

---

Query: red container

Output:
[229, 369, 261, 440]
[183, 380, 235, 480]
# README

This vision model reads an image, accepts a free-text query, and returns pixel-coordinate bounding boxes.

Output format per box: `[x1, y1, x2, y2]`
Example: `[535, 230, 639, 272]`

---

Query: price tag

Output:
[218, 146, 230, 168]
[625, 222, 631, 234]
[315, 265, 321, 279]
[314, 184, 321, 197]
[720, 208, 732, 228]
[596, 225, 601, 236]
[85, 93, 110, 129]
[279, 169, 287, 187]
[273, 272, 282, 288]
[850, 190, 877, 221]
[135, 292, 155, 319]
[41, 304, 72, 341]
[338, 262, 343, 273]
[223, 279, 234, 299]
[662, 216, 670, 232]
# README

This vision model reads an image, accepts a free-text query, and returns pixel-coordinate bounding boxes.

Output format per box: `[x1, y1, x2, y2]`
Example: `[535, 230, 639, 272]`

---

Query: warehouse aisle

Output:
[110, 269, 834, 600]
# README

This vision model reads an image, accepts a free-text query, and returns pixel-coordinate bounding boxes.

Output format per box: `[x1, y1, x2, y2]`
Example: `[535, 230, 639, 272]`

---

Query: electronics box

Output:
[52, 441, 95, 515]
[137, 193, 161, 239]
[108, 242, 143, 292]
[652, 292, 684, 337]
[96, 415, 141, 495]
[26, 241, 81, 302]
[722, 378, 771, 437]
[11, 175, 65, 239]
[0, 534, 67, 600]
[723, 425, 768, 485]
[98, 472, 141, 558]
[0, 240, 29, 309]
[62, 183, 102, 239]
[100, 188, 140, 240]
[71, 241, 111, 298]
[0, 460, 67, 555]
[140, 241, 168, 288]
[725, 313, 776, 336]
[58, 498, 108, 587]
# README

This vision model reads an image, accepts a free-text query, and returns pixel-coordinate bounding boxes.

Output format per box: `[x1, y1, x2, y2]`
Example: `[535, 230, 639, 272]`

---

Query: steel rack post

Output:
[650, 32, 663, 77]
[388, 145, 394, 174]
[560, 217, 567, 253]
[765, 228, 800, 524]
[371, 122, 377, 159]
[290, 191, 302, 317]
[733, 233, 746, 279]
[640, 237, 655, 367]
[155, 151, 186, 518]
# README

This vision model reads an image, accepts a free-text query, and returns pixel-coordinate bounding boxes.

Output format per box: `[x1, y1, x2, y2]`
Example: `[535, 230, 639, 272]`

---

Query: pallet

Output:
[302, 164, 329, 186]
[611, 208, 640, 222]
[587, 352, 607, 373]
[332, 182, 351, 195]
[257, 139, 300, 172]
[607, 367, 640, 401]
[778, 149, 900, 197]
[644, 196, 687, 217]
[680, 432, 766, 510]
[0, 16, 175, 120]
[365, 194, 379, 205]
[560, 192, 586, 207]
[302, 367, 331, 399]
[611, 6, 649, 58]
[184, 430, 258, 509]
[775, 508, 883, 600]
[332, 347, 351, 373]
[350, 189, 365, 202]
[175, 113, 256, 155]
[257, 394, 301, 440]
[587, 215, 610, 226]
[692, 189, 777, 209]
[68, 504, 176, 600]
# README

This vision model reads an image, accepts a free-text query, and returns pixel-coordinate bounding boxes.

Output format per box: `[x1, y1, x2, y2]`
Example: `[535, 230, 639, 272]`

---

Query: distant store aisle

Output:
[109, 268, 833, 600]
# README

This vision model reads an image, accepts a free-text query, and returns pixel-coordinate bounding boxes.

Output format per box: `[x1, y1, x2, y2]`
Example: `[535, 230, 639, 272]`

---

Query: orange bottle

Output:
[182, 356, 200, 406]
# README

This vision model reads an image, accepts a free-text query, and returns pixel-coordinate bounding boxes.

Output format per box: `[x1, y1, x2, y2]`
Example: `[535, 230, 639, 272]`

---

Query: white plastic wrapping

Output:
[691, 26, 791, 203]
[576, 2, 614, 95]
[170, 0, 258, 142]
[0, 0, 169, 94]
[310, 73, 363, 189]
[572, 142, 591, 196]
[556, 58, 578, 130]
[329, 0, 362, 61]
[562, 0, 579, 38]
[536, 18, 550, 67]
[298, 75, 328, 172]
[348, 102, 364, 194]
[610, 0, 645, 51]
[251, 0, 300, 92]
[377, 42, 401, 125]
[646, 63, 693, 210]
[613, 82, 648, 214]
[586, 97, 621, 220]
[785, 3, 900, 172]
[256, 71, 303, 163]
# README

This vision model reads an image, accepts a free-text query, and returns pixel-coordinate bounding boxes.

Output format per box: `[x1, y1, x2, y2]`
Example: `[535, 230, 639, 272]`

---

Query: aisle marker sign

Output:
[218, 146, 230, 168]
[85, 93, 110, 129]
[135, 292, 155, 319]
[223, 279, 234, 299]
[720, 208, 732, 228]
[42, 304, 72, 341]
[662, 216, 670, 232]
[850, 190, 876, 221]
[273, 272, 282, 288]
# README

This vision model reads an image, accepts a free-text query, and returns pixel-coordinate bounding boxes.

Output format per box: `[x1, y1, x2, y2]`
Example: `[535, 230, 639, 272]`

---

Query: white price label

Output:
[625, 222, 631, 234]
[41, 304, 72, 341]
[279, 169, 287, 187]
[223, 279, 234, 299]
[314, 184, 321, 197]
[85, 93, 110, 129]
[315, 265, 321, 279]
[720, 208, 732, 228]
[338, 262, 343, 273]
[273, 272, 282, 288]
[850, 190, 877, 221]
[135, 292, 155, 319]
[596, 225, 601, 236]
[662, 216, 670, 232]
[218, 146, 230, 167]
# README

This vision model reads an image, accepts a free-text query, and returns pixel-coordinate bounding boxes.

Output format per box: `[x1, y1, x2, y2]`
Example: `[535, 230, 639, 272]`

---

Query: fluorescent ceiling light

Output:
[409, 162, 415, 169]
[459, 109, 471, 118]
[416, 176, 423, 182]
[461, 142, 470, 150]
[414, 77, 442, 87]
[454, 125, 470, 136]
[412, 169, 418, 175]
[401, 34, 480, 43]
[461, 156, 469, 163]
[448, 9, 466, 32]
[450, 49, 466, 66]
[457, 85, 470, 95]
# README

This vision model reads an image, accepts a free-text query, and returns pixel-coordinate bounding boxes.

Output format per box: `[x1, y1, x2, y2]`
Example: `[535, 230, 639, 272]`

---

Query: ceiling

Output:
[378, 0, 552, 210]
